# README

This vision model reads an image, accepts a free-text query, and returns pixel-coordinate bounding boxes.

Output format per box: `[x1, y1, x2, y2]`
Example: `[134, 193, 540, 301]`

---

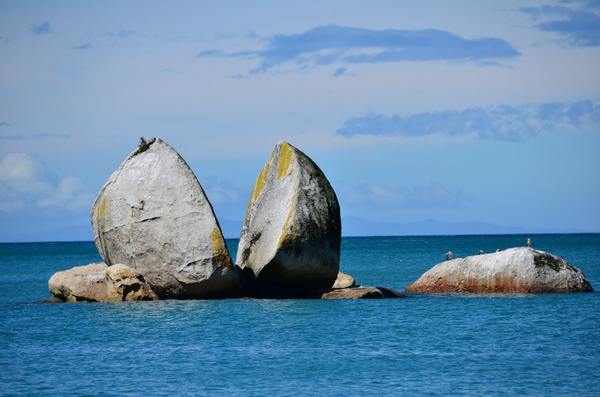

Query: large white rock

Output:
[91, 138, 240, 298]
[406, 247, 593, 293]
[236, 141, 341, 296]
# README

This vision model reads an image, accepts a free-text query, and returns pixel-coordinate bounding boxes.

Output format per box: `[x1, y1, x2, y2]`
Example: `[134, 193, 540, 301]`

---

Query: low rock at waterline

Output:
[332, 271, 356, 289]
[48, 263, 157, 302]
[406, 247, 593, 293]
[236, 141, 341, 296]
[49, 263, 108, 302]
[376, 286, 406, 298]
[91, 138, 240, 299]
[321, 286, 404, 299]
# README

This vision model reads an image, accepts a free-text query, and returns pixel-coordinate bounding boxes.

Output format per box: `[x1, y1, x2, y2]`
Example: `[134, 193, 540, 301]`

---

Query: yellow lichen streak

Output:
[246, 162, 269, 220]
[210, 227, 228, 258]
[277, 142, 294, 179]
[251, 163, 268, 204]
[97, 196, 106, 220]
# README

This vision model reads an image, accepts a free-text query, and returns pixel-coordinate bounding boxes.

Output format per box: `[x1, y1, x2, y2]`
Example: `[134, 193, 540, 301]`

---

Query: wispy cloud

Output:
[37, 176, 92, 211]
[201, 176, 246, 209]
[0, 153, 91, 213]
[31, 21, 51, 36]
[337, 100, 600, 141]
[72, 43, 92, 50]
[0, 153, 51, 194]
[103, 29, 136, 39]
[0, 122, 11, 127]
[521, 2, 600, 46]
[0, 133, 70, 141]
[341, 182, 469, 209]
[196, 25, 520, 75]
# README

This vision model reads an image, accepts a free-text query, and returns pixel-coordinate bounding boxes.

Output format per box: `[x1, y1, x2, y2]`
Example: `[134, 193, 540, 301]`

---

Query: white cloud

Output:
[0, 153, 92, 213]
[0, 153, 52, 194]
[38, 176, 93, 211]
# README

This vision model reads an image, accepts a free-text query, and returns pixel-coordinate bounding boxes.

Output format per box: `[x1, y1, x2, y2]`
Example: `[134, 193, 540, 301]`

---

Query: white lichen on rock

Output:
[91, 138, 240, 298]
[407, 247, 593, 293]
[236, 141, 341, 296]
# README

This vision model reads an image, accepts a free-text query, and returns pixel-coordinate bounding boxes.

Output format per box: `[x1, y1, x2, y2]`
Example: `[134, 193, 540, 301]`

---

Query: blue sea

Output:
[1, 234, 599, 396]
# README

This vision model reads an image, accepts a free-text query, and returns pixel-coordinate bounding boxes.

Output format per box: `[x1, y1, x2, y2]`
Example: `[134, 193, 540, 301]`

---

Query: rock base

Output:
[321, 286, 405, 299]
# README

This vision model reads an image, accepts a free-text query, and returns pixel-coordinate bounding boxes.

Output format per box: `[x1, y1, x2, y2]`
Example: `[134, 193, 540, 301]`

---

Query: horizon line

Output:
[2, 231, 599, 244]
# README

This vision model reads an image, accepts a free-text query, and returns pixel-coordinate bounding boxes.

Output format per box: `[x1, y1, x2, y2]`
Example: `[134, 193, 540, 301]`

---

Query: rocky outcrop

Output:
[332, 271, 356, 289]
[406, 247, 593, 293]
[321, 286, 404, 299]
[236, 141, 341, 297]
[48, 263, 158, 302]
[91, 138, 240, 299]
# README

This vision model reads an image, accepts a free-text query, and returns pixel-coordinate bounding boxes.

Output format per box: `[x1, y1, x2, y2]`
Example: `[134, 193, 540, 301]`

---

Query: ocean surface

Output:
[1, 234, 599, 396]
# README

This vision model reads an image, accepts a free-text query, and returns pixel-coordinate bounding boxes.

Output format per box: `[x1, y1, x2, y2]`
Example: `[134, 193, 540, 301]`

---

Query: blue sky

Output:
[0, 0, 599, 241]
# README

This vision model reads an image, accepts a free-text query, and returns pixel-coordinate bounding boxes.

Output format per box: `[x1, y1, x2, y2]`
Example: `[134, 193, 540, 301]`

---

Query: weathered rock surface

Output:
[49, 263, 109, 302]
[91, 138, 240, 299]
[406, 247, 593, 293]
[48, 263, 158, 302]
[321, 286, 404, 299]
[105, 264, 158, 301]
[332, 271, 356, 289]
[236, 141, 341, 297]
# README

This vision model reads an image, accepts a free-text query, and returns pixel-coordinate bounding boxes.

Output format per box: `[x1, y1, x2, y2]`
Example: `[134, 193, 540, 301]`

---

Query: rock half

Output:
[48, 263, 158, 302]
[91, 138, 240, 299]
[236, 141, 341, 297]
[406, 247, 593, 293]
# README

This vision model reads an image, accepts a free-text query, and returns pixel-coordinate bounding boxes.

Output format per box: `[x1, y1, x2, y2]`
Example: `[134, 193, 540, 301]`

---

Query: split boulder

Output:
[91, 138, 240, 299]
[236, 141, 341, 296]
